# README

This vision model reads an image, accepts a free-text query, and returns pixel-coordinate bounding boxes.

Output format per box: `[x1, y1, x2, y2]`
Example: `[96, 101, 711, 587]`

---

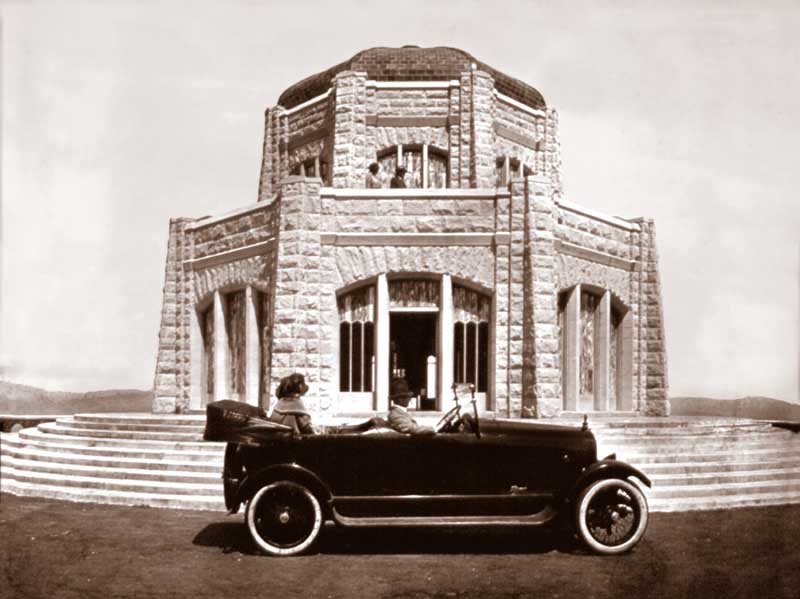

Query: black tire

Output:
[245, 480, 323, 556]
[575, 478, 648, 555]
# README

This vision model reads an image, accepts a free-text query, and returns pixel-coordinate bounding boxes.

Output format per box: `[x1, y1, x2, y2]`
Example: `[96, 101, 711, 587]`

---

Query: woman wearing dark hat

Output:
[366, 162, 383, 188]
[390, 166, 407, 188]
[269, 373, 316, 434]
[386, 377, 435, 435]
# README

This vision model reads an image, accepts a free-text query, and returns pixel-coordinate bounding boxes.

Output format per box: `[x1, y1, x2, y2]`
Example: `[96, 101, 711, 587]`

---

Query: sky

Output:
[1, 0, 798, 402]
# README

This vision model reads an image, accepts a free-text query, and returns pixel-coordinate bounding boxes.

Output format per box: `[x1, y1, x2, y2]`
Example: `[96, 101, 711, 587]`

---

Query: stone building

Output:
[152, 46, 668, 418]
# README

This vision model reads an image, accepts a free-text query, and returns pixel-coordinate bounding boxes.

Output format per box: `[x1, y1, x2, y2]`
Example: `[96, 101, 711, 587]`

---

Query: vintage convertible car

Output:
[204, 389, 651, 557]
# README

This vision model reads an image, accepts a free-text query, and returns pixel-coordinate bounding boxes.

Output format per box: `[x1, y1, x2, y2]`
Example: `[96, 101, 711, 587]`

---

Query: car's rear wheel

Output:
[246, 480, 323, 556]
[575, 478, 648, 555]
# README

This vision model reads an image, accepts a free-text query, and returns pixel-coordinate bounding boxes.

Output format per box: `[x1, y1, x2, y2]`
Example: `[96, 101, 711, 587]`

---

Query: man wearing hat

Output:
[390, 166, 407, 188]
[387, 377, 435, 435]
[269, 373, 316, 434]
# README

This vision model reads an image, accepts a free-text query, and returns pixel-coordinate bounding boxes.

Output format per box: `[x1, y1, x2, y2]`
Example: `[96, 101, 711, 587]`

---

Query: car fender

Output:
[238, 463, 333, 514]
[566, 459, 651, 505]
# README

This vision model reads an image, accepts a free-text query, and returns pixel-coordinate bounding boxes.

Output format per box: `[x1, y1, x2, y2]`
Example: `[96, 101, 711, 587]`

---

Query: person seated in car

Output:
[387, 377, 435, 435]
[269, 373, 315, 434]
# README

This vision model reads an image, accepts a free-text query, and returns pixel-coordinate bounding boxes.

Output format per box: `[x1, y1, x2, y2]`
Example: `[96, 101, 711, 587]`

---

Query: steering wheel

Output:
[435, 404, 461, 433]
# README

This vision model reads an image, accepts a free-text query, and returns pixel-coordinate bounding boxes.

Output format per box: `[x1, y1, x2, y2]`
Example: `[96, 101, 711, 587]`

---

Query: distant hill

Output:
[0, 381, 153, 414]
[670, 396, 800, 421]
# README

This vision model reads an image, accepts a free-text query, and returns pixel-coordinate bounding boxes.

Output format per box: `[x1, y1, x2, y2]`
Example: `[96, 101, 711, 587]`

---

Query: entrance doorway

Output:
[389, 313, 437, 410]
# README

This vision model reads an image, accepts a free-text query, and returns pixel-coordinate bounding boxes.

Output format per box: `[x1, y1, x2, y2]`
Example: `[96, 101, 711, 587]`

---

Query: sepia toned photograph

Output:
[1, 1, 798, 597]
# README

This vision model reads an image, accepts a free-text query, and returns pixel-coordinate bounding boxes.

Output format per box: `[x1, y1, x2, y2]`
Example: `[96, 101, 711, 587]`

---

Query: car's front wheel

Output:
[246, 480, 323, 556]
[575, 478, 648, 555]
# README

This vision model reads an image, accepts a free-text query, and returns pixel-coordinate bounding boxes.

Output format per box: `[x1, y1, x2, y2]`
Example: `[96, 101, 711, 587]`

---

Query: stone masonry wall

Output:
[269, 178, 327, 411]
[332, 72, 368, 188]
[153, 218, 194, 413]
[522, 176, 561, 417]
[332, 197, 495, 233]
[374, 88, 450, 116]
[633, 219, 669, 416]
[193, 203, 279, 259]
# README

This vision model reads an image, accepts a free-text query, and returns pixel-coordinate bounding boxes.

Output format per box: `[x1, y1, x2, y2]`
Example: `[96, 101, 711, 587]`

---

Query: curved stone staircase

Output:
[1, 414, 798, 512]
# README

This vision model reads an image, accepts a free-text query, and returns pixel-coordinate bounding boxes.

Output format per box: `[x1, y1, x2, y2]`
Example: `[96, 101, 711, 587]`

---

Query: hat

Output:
[395, 166, 407, 175]
[389, 377, 413, 402]
[276, 373, 309, 400]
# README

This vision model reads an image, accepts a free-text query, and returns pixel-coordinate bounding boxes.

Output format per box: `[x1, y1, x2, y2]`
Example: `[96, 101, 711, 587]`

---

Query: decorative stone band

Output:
[365, 115, 459, 127]
[555, 199, 641, 232]
[494, 124, 541, 151]
[493, 90, 548, 118]
[366, 80, 461, 89]
[286, 127, 330, 152]
[320, 187, 509, 200]
[555, 240, 638, 272]
[186, 197, 278, 231]
[183, 239, 274, 270]
[321, 232, 510, 247]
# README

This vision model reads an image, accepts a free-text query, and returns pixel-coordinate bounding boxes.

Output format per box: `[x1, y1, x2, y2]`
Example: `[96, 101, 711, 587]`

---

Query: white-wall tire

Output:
[576, 478, 649, 555]
[246, 480, 323, 556]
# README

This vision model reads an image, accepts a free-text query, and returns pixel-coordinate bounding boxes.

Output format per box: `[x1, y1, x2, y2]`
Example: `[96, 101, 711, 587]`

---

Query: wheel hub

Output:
[279, 510, 290, 524]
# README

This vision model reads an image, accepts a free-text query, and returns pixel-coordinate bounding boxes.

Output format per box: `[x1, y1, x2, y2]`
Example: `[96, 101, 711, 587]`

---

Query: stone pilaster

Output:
[636, 219, 669, 416]
[545, 108, 562, 198]
[270, 177, 324, 411]
[507, 179, 527, 416]
[332, 71, 368, 188]
[153, 217, 194, 413]
[493, 192, 511, 416]
[257, 108, 274, 202]
[523, 176, 561, 417]
[448, 83, 462, 188]
[470, 70, 496, 188]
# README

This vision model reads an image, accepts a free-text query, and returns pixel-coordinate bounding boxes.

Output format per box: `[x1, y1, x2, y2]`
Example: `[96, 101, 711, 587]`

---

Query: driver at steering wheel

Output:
[387, 377, 436, 435]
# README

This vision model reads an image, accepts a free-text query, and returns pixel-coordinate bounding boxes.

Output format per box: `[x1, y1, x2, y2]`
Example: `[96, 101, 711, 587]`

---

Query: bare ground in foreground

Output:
[1, 493, 798, 599]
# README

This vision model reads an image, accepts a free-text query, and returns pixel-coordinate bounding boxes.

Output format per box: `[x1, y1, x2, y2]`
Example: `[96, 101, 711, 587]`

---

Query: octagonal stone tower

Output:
[153, 46, 668, 418]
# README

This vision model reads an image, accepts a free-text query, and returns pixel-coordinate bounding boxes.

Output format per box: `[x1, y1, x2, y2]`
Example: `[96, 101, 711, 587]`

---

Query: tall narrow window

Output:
[201, 305, 214, 397]
[452, 285, 490, 393]
[338, 286, 375, 393]
[257, 290, 270, 407]
[579, 291, 596, 403]
[225, 290, 246, 400]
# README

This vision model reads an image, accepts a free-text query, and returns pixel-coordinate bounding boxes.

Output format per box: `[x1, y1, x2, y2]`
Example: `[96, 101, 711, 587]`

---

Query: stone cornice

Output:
[494, 90, 548, 118]
[556, 200, 641, 232]
[322, 232, 509, 247]
[282, 89, 331, 115]
[366, 80, 460, 89]
[494, 124, 541, 151]
[320, 188, 509, 200]
[365, 115, 458, 127]
[555, 240, 638, 272]
[185, 198, 277, 231]
[184, 239, 274, 270]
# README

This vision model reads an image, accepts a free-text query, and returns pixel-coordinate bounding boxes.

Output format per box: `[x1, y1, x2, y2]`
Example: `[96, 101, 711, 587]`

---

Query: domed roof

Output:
[277, 46, 546, 110]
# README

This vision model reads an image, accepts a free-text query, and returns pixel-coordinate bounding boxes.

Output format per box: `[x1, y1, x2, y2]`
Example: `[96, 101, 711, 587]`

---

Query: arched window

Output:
[376, 144, 449, 188]
[339, 286, 375, 393]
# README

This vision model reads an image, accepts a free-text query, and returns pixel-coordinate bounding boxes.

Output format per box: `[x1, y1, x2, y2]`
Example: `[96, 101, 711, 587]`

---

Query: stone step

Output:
[3, 463, 223, 495]
[648, 478, 800, 500]
[39, 422, 203, 442]
[58, 418, 205, 434]
[593, 423, 773, 436]
[611, 445, 800, 464]
[649, 489, 800, 512]
[596, 433, 796, 454]
[12, 429, 225, 459]
[633, 456, 800, 475]
[23, 426, 218, 451]
[648, 466, 800, 487]
[74, 414, 206, 426]
[2, 454, 221, 484]
[0, 477, 225, 512]
[1, 443, 221, 472]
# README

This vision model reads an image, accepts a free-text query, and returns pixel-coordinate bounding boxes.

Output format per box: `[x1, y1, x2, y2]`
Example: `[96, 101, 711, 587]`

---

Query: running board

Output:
[330, 506, 559, 528]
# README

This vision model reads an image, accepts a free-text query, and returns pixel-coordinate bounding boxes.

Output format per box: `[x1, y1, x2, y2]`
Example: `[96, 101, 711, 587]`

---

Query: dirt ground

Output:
[1, 493, 798, 599]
